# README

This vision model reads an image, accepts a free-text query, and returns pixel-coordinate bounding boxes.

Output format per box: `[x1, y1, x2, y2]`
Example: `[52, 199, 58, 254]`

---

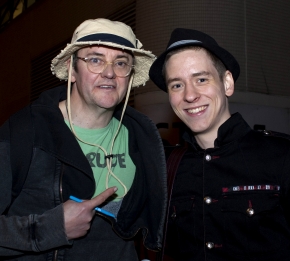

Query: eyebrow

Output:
[86, 52, 104, 57]
[166, 71, 212, 85]
[115, 55, 130, 60]
[166, 77, 182, 85]
[86, 52, 130, 60]
[192, 71, 211, 77]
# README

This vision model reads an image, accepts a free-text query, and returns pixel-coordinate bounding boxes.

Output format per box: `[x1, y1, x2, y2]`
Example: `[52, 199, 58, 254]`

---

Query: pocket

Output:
[167, 196, 196, 255]
[221, 191, 287, 254]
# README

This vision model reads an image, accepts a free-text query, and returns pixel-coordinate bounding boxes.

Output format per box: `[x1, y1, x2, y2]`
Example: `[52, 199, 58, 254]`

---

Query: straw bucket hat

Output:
[51, 18, 156, 87]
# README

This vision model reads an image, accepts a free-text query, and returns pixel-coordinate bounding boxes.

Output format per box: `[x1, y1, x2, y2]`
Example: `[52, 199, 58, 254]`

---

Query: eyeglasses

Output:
[76, 56, 134, 77]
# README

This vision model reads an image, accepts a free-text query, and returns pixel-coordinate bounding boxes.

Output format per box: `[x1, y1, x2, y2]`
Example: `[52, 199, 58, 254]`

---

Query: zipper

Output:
[52, 163, 64, 261]
[59, 163, 64, 202]
[53, 250, 58, 261]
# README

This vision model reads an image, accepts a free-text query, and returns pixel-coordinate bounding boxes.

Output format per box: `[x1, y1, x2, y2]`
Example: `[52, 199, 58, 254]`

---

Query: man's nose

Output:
[101, 62, 116, 79]
[183, 85, 200, 103]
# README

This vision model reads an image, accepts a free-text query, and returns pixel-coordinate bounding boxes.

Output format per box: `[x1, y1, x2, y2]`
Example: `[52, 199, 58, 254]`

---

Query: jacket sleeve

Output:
[281, 145, 290, 204]
[0, 123, 71, 256]
[0, 204, 71, 255]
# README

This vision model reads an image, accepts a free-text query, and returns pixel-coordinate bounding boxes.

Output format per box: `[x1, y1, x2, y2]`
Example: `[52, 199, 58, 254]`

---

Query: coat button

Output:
[205, 154, 211, 161]
[171, 212, 176, 219]
[246, 208, 254, 216]
[204, 196, 212, 204]
[206, 242, 214, 249]
[263, 130, 271, 135]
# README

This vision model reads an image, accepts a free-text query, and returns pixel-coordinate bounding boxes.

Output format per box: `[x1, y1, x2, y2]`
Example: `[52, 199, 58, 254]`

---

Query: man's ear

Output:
[224, 70, 234, 97]
[66, 59, 76, 83]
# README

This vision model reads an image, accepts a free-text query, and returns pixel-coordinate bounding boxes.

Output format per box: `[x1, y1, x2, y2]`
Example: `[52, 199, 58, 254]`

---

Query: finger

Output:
[87, 187, 117, 209]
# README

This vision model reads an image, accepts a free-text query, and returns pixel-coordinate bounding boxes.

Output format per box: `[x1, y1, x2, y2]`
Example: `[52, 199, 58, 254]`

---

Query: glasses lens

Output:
[87, 58, 132, 77]
[113, 61, 131, 77]
[87, 57, 104, 74]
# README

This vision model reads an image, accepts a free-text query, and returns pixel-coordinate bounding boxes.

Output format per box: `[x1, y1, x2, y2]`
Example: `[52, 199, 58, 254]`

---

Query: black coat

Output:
[167, 113, 290, 261]
[0, 86, 167, 260]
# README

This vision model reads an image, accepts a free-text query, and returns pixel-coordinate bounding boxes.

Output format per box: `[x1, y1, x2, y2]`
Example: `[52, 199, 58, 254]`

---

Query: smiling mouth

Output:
[187, 105, 207, 114]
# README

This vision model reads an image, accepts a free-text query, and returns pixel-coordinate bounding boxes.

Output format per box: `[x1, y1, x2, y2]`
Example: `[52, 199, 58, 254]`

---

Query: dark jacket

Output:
[166, 113, 290, 261]
[0, 86, 167, 260]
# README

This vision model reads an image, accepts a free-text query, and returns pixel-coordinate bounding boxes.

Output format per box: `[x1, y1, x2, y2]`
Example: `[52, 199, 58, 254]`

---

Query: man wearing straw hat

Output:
[0, 18, 166, 260]
[149, 28, 290, 261]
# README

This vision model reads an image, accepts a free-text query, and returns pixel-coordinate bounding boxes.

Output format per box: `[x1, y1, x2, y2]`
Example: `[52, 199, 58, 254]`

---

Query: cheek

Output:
[215, 90, 227, 104]
[206, 87, 224, 101]
[75, 71, 97, 85]
[168, 96, 175, 109]
[169, 94, 181, 109]
[118, 78, 130, 95]
[124, 77, 130, 88]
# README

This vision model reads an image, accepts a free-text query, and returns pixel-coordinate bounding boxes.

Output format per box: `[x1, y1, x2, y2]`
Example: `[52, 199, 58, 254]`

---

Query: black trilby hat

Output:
[149, 28, 240, 92]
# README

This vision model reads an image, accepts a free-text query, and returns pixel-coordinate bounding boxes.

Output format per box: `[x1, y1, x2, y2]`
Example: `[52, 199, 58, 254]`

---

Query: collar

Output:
[183, 112, 252, 150]
[31, 85, 93, 176]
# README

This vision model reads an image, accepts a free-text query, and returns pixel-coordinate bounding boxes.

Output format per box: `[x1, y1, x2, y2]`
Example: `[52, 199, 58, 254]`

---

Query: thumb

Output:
[86, 187, 117, 209]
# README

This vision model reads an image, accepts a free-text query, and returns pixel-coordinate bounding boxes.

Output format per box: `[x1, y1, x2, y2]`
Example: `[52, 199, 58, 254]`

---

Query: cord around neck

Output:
[65, 54, 135, 198]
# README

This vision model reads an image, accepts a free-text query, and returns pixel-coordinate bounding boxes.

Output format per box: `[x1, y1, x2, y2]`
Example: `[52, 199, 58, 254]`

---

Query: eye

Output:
[198, 78, 207, 83]
[88, 57, 103, 65]
[168, 83, 183, 90]
[114, 60, 128, 68]
[173, 84, 182, 88]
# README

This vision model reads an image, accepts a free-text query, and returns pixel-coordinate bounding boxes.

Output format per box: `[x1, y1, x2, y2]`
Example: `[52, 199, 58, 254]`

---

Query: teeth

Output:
[100, 85, 113, 88]
[187, 106, 207, 114]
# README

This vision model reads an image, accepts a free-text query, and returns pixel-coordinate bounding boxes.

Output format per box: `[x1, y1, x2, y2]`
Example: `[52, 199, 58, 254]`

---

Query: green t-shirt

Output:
[65, 118, 135, 201]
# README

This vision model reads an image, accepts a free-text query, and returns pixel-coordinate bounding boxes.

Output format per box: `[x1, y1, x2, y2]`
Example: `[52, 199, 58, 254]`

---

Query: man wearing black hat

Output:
[149, 28, 290, 261]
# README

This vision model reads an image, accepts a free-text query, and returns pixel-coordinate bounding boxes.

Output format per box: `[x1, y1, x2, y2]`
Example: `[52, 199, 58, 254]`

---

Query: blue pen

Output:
[69, 195, 116, 219]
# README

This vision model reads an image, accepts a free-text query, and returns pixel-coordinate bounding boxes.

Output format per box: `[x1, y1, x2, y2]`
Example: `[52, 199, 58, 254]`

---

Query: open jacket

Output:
[0, 86, 167, 260]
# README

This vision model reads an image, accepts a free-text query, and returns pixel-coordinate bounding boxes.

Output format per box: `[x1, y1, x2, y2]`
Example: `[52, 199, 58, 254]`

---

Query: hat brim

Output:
[149, 41, 240, 92]
[51, 41, 156, 88]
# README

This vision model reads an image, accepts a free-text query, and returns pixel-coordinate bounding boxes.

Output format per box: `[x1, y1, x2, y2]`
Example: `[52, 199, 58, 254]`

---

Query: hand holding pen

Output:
[69, 195, 116, 219]
[63, 187, 117, 240]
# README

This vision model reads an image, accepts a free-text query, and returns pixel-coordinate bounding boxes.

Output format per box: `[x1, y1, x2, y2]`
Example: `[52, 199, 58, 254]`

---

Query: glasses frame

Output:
[76, 56, 134, 77]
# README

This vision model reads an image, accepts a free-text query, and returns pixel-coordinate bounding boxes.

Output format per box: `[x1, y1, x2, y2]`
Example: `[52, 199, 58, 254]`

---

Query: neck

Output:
[194, 131, 216, 149]
[194, 112, 231, 149]
[59, 99, 114, 129]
